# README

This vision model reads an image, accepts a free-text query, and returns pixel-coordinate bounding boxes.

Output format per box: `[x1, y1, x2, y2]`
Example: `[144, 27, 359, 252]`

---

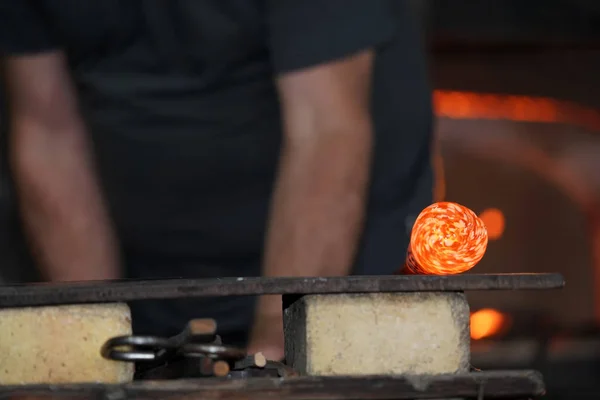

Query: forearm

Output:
[10, 121, 121, 282]
[263, 121, 373, 279]
[249, 50, 375, 354]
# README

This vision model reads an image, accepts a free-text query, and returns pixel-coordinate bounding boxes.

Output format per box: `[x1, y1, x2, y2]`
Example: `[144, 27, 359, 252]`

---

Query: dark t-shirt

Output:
[0, 0, 433, 344]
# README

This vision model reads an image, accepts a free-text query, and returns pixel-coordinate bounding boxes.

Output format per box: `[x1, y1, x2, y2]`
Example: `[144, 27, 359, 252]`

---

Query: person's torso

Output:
[36, 0, 434, 277]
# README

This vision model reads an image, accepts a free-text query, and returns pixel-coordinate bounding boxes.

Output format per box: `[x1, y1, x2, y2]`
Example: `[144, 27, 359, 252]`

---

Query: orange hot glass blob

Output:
[405, 202, 488, 275]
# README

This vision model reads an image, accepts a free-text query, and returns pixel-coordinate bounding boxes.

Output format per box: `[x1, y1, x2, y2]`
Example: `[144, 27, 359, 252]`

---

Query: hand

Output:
[246, 295, 285, 361]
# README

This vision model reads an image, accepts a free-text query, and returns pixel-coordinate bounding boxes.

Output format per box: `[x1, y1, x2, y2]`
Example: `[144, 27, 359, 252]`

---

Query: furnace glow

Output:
[470, 308, 510, 340]
[405, 202, 489, 275]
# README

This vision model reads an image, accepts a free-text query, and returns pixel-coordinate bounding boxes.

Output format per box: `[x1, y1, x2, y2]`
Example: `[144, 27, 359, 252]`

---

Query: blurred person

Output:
[0, 0, 433, 359]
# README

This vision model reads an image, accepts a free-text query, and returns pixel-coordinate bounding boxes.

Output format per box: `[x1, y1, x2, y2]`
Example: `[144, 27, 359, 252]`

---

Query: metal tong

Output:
[102, 319, 246, 376]
[101, 318, 296, 379]
[102, 319, 242, 362]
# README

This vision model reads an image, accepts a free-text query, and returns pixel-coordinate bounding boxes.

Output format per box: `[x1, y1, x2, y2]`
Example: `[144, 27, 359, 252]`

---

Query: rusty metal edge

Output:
[0, 274, 564, 308]
[0, 370, 546, 400]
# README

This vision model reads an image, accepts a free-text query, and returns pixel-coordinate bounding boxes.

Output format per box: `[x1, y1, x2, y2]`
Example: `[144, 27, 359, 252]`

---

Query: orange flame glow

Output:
[470, 308, 510, 340]
[405, 202, 489, 275]
[433, 90, 600, 132]
[478, 208, 506, 241]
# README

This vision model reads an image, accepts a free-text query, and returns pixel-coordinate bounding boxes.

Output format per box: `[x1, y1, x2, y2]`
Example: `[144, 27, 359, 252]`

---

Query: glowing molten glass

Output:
[405, 202, 488, 275]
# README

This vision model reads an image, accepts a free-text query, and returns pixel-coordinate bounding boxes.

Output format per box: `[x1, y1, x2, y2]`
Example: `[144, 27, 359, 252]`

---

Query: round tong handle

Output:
[101, 335, 175, 362]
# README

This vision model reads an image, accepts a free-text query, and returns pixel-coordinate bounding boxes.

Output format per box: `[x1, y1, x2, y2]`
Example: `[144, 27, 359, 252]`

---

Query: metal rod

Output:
[0, 274, 564, 308]
[0, 370, 546, 399]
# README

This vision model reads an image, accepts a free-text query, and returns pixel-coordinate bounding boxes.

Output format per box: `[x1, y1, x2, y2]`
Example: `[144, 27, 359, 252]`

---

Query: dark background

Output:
[2, 1, 599, 282]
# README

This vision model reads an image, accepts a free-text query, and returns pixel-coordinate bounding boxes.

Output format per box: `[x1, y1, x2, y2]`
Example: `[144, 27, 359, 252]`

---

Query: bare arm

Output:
[4, 52, 120, 281]
[264, 49, 374, 281]
[248, 51, 375, 358]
